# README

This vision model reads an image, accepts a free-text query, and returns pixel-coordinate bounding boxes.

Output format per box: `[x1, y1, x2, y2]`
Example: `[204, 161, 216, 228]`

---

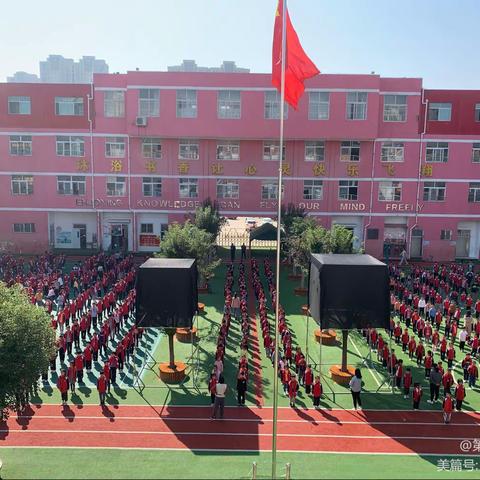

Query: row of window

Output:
[9, 175, 480, 203]
[7, 136, 480, 164]
[6, 92, 406, 122]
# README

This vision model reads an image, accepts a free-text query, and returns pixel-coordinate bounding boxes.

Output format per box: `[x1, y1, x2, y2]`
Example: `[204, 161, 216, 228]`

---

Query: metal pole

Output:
[389, 334, 394, 393]
[305, 312, 309, 360]
[285, 463, 291, 480]
[319, 320, 323, 378]
[252, 461, 257, 480]
[272, 0, 287, 478]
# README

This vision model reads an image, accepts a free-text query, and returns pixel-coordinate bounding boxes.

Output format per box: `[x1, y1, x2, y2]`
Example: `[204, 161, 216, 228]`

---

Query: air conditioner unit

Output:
[136, 116, 147, 127]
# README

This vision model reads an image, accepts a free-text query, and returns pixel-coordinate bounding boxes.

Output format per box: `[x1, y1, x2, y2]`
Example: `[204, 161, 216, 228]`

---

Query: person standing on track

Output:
[97, 372, 108, 406]
[56, 369, 69, 406]
[211, 375, 227, 420]
[349, 368, 363, 410]
[442, 392, 453, 424]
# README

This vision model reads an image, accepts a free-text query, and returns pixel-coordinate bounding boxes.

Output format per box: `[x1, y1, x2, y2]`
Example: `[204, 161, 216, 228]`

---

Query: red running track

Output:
[1, 405, 479, 455]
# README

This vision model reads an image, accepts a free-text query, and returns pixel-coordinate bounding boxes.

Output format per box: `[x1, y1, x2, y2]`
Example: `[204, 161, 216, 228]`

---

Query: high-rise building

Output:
[168, 60, 249, 73]
[7, 72, 40, 83]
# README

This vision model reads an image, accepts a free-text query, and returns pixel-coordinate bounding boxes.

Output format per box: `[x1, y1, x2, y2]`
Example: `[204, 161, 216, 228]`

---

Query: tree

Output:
[280, 203, 307, 237]
[192, 198, 227, 239]
[0, 283, 56, 419]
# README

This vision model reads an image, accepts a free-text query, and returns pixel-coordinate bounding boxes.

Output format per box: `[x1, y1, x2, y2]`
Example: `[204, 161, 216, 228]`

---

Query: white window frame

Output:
[9, 135, 32, 156]
[440, 229, 452, 240]
[423, 181, 446, 202]
[179, 139, 199, 160]
[475, 104, 480, 122]
[218, 90, 241, 119]
[8, 96, 31, 115]
[142, 138, 162, 159]
[472, 143, 480, 163]
[303, 180, 323, 200]
[468, 182, 480, 203]
[106, 176, 126, 196]
[105, 137, 126, 158]
[55, 97, 84, 116]
[216, 179, 239, 199]
[56, 136, 85, 157]
[138, 88, 160, 117]
[264, 90, 288, 119]
[340, 141, 360, 162]
[383, 95, 407, 122]
[216, 141, 240, 161]
[346, 92, 367, 120]
[176, 89, 197, 118]
[179, 178, 198, 198]
[104, 90, 125, 118]
[57, 175, 86, 196]
[305, 141, 325, 162]
[380, 142, 404, 162]
[140, 223, 154, 234]
[378, 181, 402, 201]
[263, 141, 285, 161]
[261, 182, 280, 200]
[425, 142, 448, 163]
[142, 177, 162, 197]
[308, 92, 329, 120]
[338, 180, 358, 200]
[13, 223, 35, 233]
[11, 175, 33, 195]
[428, 102, 452, 121]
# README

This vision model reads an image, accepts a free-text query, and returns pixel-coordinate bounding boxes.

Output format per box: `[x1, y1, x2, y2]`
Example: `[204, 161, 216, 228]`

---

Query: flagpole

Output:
[272, 0, 287, 478]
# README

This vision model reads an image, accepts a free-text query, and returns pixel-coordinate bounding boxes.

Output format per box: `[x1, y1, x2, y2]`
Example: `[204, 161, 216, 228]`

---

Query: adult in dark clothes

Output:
[237, 369, 247, 405]
[230, 243, 236, 263]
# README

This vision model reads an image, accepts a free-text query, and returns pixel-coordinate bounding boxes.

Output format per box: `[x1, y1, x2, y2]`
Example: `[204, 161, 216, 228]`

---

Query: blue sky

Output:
[1, 0, 479, 88]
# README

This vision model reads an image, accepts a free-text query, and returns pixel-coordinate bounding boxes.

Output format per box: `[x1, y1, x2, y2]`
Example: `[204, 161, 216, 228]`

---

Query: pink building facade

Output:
[1, 71, 480, 261]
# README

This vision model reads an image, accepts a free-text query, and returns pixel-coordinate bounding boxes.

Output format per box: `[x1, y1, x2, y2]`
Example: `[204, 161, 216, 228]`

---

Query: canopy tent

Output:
[249, 222, 283, 246]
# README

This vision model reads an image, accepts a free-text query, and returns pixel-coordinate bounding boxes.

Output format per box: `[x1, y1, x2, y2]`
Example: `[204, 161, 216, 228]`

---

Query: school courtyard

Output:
[0, 251, 479, 479]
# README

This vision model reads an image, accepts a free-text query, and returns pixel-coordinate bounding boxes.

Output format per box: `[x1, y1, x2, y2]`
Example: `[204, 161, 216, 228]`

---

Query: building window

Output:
[56, 136, 85, 157]
[217, 141, 240, 160]
[104, 90, 125, 118]
[425, 142, 448, 163]
[367, 228, 379, 240]
[8, 96, 31, 115]
[423, 181, 446, 201]
[106, 176, 126, 196]
[142, 177, 162, 197]
[179, 178, 198, 198]
[57, 176, 86, 195]
[440, 229, 452, 240]
[264, 90, 288, 119]
[305, 141, 325, 161]
[216, 179, 239, 199]
[55, 97, 84, 116]
[142, 138, 162, 159]
[179, 140, 199, 160]
[472, 143, 480, 163]
[176, 89, 197, 118]
[9, 135, 32, 156]
[383, 95, 407, 122]
[138, 88, 160, 117]
[475, 104, 480, 122]
[140, 223, 154, 234]
[308, 92, 329, 120]
[378, 181, 402, 201]
[11, 175, 33, 195]
[340, 141, 360, 162]
[303, 180, 323, 200]
[263, 141, 285, 161]
[105, 137, 126, 158]
[338, 180, 358, 200]
[428, 102, 452, 121]
[380, 142, 404, 162]
[468, 182, 480, 203]
[346, 92, 367, 120]
[218, 90, 241, 119]
[261, 182, 281, 200]
[13, 223, 35, 233]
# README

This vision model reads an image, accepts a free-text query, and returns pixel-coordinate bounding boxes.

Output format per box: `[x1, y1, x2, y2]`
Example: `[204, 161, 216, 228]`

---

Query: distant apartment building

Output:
[168, 60, 249, 73]
[7, 72, 40, 83]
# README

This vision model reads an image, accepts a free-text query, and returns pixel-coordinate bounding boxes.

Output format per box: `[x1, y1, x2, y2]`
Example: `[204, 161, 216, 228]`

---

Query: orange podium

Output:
[329, 365, 355, 386]
[159, 361, 187, 383]
[314, 328, 337, 346]
[175, 327, 198, 343]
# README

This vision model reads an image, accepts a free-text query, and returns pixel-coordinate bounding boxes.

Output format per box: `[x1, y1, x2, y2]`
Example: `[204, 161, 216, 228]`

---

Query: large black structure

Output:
[308, 254, 390, 330]
[136, 258, 198, 328]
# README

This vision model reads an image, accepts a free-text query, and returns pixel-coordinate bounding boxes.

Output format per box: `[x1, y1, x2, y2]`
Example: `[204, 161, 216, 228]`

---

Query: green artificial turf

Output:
[0, 448, 476, 479]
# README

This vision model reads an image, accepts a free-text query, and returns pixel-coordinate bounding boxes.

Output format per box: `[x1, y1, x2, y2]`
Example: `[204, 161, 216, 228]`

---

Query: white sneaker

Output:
[427, 400, 433, 404]
[358, 406, 362, 410]
[404, 395, 408, 399]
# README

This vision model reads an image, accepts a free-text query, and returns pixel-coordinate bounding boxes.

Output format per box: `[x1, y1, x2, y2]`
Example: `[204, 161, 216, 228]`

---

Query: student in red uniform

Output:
[395, 359, 403, 389]
[413, 382, 422, 410]
[442, 368, 454, 397]
[403, 367, 412, 399]
[304, 365, 314, 395]
[455, 379, 466, 411]
[67, 361, 76, 393]
[288, 373, 299, 408]
[281, 367, 291, 396]
[103, 362, 111, 393]
[312, 376, 323, 408]
[401, 329, 409, 353]
[83, 343, 93, 372]
[208, 372, 217, 405]
[443, 393, 453, 424]
[424, 351, 433, 379]
[408, 336, 416, 360]
[109, 353, 118, 384]
[415, 341, 425, 366]
[97, 372, 108, 406]
[57, 369, 69, 406]
[447, 343, 456, 370]
[74, 352, 84, 384]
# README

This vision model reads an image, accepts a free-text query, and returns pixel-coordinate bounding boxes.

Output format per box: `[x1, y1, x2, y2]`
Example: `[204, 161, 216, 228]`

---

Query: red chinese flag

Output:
[272, 0, 320, 109]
